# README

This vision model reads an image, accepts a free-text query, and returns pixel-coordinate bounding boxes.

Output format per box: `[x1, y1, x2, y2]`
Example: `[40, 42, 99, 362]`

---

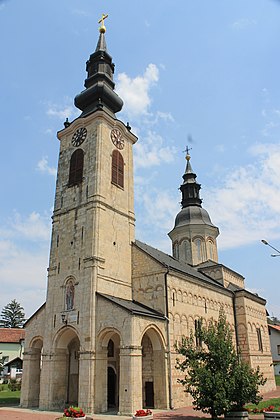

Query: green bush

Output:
[8, 378, 21, 391]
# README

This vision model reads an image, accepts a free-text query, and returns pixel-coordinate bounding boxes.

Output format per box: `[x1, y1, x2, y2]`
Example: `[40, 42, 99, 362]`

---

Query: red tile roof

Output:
[269, 324, 280, 332]
[0, 328, 25, 343]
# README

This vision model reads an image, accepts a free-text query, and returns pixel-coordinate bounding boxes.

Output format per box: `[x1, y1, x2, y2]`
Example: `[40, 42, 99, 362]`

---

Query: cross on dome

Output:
[98, 13, 108, 33]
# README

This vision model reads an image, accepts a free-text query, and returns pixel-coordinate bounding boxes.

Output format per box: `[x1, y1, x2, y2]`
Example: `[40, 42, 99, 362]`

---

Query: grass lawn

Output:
[276, 375, 280, 386]
[246, 398, 280, 413]
[0, 384, 20, 406]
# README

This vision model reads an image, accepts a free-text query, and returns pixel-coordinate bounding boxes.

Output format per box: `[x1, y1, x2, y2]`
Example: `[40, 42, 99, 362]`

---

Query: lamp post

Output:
[261, 239, 280, 257]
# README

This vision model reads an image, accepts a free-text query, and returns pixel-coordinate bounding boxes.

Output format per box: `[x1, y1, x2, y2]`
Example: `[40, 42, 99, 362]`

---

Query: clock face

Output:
[72, 127, 87, 147]
[110, 128, 124, 150]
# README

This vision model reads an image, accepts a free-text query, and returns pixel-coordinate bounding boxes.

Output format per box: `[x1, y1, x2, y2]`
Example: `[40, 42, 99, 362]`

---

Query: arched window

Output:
[208, 240, 214, 260]
[108, 339, 114, 357]
[69, 149, 84, 186]
[195, 319, 202, 347]
[195, 238, 202, 261]
[184, 240, 191, 262]
[65, 280, 75, 310]
[111, 150, 124, 188]
[173, 242, 179, 260]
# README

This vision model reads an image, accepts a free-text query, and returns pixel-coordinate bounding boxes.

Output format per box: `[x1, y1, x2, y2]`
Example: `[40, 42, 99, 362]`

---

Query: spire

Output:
[180, 150, 202, 208]
[168, 148, 219, 265]
[74, 14, 123, 117]
[95, 13, 108, 51]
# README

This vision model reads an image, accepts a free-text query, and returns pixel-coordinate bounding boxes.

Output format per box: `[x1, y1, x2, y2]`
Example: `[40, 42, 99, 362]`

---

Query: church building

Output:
[21, 17, 276, 416]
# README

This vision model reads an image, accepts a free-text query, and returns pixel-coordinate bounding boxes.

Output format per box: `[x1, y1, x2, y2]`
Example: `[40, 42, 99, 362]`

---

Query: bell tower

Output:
[168, 151, 219, 266]
[48, 16, 137, 306]
[22, 16, 138, 413]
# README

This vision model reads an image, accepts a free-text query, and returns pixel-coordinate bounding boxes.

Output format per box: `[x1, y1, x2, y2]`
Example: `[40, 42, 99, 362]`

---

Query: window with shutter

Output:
[111, 150, 124, 188]
[69, 149, 84, 186]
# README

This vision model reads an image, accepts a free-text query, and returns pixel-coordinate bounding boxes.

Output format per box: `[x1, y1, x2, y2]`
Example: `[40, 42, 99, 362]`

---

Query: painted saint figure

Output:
[66, 280, 75, 310]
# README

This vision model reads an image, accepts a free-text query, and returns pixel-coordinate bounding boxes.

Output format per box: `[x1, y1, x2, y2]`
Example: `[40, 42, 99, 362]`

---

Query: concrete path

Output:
[0, 387, 278, 420]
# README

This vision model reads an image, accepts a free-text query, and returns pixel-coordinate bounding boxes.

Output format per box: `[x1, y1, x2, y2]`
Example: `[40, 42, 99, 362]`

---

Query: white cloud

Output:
[215, 144, 225, 153]
[10, 211, 51, 242]
[0, 211, 51, 317]
[0, 242, 48, 318]
[231, 18, 257, 30]
[140, 190, 178, 230]
[156, 111, 174, 122]
[116, 63, 159, 117]
[46, 98, 79, 121]
[0, 211, 51, 242]
[37, 156, 57, 177]
[204, 144, 280, 249]
[134, 130, 176, 169]
[71, 9, 90, 17]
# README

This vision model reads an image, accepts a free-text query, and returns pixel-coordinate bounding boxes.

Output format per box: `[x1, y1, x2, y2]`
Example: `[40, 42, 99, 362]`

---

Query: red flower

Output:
[134, 409, 152, 417]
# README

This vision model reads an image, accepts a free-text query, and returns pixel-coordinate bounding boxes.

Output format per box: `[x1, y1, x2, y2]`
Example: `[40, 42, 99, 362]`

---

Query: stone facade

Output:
[21, 26, 276, 416]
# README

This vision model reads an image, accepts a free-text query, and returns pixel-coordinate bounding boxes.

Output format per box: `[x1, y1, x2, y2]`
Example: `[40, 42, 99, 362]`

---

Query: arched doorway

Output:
[52, 328, 80, 409]
[141, 328, 167, 410]
[95, 330, 120, 413]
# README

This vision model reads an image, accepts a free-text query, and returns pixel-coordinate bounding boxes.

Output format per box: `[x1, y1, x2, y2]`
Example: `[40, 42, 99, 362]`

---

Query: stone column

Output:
[153, 349, 168, 409]
[20, 348, 41, 408]
[119, 346, 142, 416]
[40, 348, 67, 410]
[94, 348, 108, 413]
[78, 350, 96, 413]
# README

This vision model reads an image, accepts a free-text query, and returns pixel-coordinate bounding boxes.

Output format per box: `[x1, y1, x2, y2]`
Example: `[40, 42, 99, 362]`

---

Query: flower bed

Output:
[246, 405, 280, 415]
[55, 405, 86, 419]
[132, 409, 153, 420]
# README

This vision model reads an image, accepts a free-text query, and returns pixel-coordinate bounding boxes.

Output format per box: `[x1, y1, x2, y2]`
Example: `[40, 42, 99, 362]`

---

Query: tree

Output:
[0, 299, 25, 328]
[0, 355, 4, 375]
[175, 311, 266, 419]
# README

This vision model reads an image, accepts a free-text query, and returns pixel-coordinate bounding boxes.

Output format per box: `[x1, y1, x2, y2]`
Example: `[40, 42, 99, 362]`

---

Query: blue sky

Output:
[1, 0, 280, 319]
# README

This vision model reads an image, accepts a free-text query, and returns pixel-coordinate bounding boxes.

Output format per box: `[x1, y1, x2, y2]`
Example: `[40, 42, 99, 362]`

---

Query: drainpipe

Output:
[164, 267, 174, 410]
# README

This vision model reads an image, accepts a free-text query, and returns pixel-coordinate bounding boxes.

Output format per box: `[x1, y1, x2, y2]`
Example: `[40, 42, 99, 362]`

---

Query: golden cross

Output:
[98, 13, 108, 33]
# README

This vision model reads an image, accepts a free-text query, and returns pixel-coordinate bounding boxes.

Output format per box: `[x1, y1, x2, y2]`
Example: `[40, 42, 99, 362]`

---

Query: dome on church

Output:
[174, 206, 216, 228]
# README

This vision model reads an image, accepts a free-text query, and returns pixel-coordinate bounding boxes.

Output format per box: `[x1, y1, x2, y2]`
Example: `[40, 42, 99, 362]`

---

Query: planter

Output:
[225, 411, 249, 420]
[133, 416, 153, 420]
[56, 417, 86, 420]
[264, 412, 280, 420]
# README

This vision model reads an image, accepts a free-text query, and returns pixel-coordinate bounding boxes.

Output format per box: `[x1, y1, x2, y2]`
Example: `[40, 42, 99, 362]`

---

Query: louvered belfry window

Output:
[69, 149, 84, 186]
[111, 150, 124, 188]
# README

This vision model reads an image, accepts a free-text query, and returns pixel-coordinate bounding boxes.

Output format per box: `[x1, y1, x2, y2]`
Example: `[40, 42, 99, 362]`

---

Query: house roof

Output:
[4, 357, 23, 367]
[269, 324, 280, 333]
[0, 328, 25, 343]
[134, 240, 227, 291]
[97, 293, 166, 320]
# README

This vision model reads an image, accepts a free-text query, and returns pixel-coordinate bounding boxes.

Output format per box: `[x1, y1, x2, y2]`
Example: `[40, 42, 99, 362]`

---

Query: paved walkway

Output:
[0, 387, 278, 420]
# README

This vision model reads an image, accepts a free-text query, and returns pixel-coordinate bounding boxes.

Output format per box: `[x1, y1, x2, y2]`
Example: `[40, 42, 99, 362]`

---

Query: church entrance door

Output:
[107, 366, 116, 407]
[144, 381, 154, 408]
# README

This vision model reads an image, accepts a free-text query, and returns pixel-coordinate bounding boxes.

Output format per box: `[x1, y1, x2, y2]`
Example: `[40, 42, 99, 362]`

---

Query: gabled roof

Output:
[269, 324, 280, 333]
[4, 357, 23, 367]
[134, 240, 227, 291]
[24, 302, 46, 327]
[0, 328, 25, 343]
[97, 293, 166, 320]
[197, 261, 244, 280]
